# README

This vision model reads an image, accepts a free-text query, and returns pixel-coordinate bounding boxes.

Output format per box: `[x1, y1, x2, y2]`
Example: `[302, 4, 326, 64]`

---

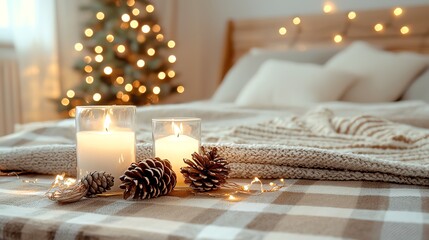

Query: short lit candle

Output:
[76, 106, 136, 192]
[153, 119, 201, 187]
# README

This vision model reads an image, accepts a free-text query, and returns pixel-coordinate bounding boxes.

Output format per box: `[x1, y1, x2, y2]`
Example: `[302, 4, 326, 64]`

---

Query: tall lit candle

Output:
[76, 106, 136, 192]
[152, 118, 201, 187]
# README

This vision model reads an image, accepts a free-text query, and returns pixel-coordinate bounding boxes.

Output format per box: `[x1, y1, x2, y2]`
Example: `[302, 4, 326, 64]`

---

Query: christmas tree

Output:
[59, 0, 183, 117]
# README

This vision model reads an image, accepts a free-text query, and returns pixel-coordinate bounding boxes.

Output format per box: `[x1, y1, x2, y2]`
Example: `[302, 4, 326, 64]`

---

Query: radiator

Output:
[0, 56, 21, 136]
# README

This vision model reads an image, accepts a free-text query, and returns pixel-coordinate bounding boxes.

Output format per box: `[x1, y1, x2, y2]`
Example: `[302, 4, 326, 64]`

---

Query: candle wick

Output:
[177, 133, 179, 137]
[105, 128, 109, 132]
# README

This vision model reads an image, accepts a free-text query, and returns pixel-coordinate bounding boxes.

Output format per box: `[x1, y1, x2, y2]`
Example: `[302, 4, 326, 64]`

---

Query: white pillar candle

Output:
[76, 115, 135, 192]
[154, 123, 200, 187]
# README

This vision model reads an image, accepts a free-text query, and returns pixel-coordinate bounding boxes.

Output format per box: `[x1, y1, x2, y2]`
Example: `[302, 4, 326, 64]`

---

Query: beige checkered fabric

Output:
[0, 175, 428, 239]
[1, 105, 429, 239]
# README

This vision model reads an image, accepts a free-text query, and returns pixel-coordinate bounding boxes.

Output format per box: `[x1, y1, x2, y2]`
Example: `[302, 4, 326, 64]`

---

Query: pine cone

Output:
[119, 158, 176, 200]
[180, 147, 230, 192]
[81, 171, 114, 197]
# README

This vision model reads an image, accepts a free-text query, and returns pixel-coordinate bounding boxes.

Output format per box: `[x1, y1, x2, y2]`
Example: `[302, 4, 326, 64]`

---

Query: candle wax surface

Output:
[154, 134, 199, 187]
[77, 131, 136, 192]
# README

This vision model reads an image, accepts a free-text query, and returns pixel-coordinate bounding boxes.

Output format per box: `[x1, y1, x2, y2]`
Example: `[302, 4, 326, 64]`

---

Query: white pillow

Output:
[211, 47, 341, 102]
[325, 41, 429, 102]
[235, 60, 357, 107]
[402, 67, 429, 102]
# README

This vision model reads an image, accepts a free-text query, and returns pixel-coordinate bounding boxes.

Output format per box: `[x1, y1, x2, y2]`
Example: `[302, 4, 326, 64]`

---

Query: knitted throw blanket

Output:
[1, 109, 429, 185]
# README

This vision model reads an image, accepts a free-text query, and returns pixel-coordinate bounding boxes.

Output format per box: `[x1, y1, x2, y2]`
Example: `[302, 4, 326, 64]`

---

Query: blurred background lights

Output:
[374, 23, 384, 32]
[106, 34, 114, 42]
[66, 90, 75, 98]
[95, 55, 103, 62]
[84, 28, 93, 37]
[168, 55, 176, 63]
[117, 45, 126, 53]
[116, 76, 124, 84]
[137, 59, 145, 67]
[147, 48, 155, 56]
[96, 12, 105, 20]
[152, 24, 161, 33]
[152, 86, 161, 94]
[138, 86, 147, 93]
[130, 20, 139, 28]
[293, 17, 301, 25]
[156, 34, 164, 41]
[125, 83, 133, 92]
[141, 25, 150, 33]
[393, 7, 403, 16]
[132, 8, 140, 16]
[86, 76, 94, 84]
[168, 70, 175, 78]
[95, 46, 103, 53]
[158, 72, 166, 80]
[61, 98, 70, 106]
[121, 94, 130, 102]
[84, 56, 92, 63]
[74, 43, 83, 51]
[177, 85, 185, 93]
[334, 34, 343, 43]
[146, 4, 154, 13]
[348, 11, 357, 20]
[104, 66, 113, 75]
[127, 0, 135, 7]
[400, 26, 409, 34]
[93, 93, 101, 101]
[84, 65, 93, 73]
[121, 14, 130, 22]
[323, 3, 334, 13]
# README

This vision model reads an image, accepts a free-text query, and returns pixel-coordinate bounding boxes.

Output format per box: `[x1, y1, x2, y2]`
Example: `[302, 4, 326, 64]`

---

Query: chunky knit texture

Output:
[1, 109, 429, 185]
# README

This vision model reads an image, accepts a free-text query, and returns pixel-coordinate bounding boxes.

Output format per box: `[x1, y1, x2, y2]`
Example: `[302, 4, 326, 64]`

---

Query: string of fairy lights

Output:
[278, 5, 414, 44]
[61, 0, 183, 117]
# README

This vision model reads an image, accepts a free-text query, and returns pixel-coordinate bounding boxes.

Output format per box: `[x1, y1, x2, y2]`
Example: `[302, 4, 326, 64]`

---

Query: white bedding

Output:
[2, 100, 429, 149]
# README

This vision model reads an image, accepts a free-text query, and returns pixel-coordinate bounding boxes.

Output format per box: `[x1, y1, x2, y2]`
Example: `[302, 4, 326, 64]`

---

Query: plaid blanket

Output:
[1, 175, 428, 240]
[2, 102, 429, 239]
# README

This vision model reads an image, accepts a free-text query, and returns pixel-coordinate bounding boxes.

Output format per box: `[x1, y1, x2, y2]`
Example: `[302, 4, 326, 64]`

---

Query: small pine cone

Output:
[81, 171, 114, 197]
[119, 158, 176, 200]
[180, 147, 230, 192]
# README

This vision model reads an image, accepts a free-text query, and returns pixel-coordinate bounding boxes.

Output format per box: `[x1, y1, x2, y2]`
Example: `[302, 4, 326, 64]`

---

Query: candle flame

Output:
[172, 122, 183, 137]
[104, 115, 111, 132]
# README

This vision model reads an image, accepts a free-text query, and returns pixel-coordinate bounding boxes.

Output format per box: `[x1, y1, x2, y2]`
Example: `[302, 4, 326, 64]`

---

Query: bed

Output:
[1, 5, 429, 240]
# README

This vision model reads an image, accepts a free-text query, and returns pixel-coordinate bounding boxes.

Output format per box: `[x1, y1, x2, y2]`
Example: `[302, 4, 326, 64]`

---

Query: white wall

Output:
[58, 0, 429, 104]
[170, 0, 429, 102]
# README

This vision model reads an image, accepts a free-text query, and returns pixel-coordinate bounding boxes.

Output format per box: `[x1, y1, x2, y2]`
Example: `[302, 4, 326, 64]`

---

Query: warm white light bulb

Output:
[348, 11, 356, 20]
[400, 26, 410, 34]
[104, 66, 113, 75]
[66, 90, 75, 98]
[374, 23, 384, 32]
[293, 17, 301, 25]
[168, 55, 176, 63]
[74, 43, 83, 51]
[393, 7, 403, 16]
[121, 14, 130, 22]
[93, 93, 101, 102]
[333, 34, 343, 43]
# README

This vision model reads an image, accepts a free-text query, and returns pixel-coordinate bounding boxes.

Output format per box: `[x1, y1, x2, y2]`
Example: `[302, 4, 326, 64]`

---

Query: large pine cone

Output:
[180, 147, 230, 192]
[81, 171, 114, 197]
[119, 158, 176, 200]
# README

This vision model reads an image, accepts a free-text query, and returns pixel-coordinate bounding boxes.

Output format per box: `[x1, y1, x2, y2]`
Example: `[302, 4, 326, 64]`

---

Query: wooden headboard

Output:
[221, 5, 429, 79]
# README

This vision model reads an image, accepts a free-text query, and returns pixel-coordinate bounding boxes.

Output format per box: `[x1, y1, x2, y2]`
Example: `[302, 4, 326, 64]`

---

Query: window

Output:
[0, 0, 13, 44]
